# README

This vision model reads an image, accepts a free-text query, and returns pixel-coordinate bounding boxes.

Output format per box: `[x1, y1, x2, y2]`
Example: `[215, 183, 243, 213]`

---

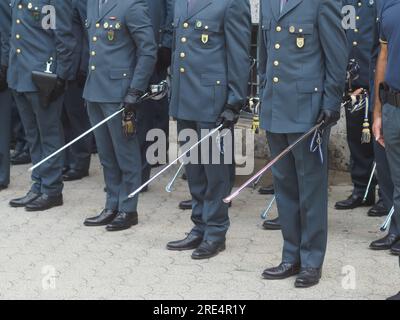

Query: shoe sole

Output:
[178, 206, 192, 210]
[191, 245, 226, 260]
[295, 280, 320, 288]
[84, 222, 110, 227]
[166, 244, 201, 251]
[390, 250, 400, 256]
[262, 226, 282, 231]
[369, 246, 392, 251]
[63, 174, 89, 182]
[25, 202, 63, 212]
[106, 220, 139, 232]
[262, 271, 300, 280]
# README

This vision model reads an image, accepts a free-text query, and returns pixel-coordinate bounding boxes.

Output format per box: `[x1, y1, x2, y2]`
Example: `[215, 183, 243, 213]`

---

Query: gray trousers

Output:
[177, 120, 233, 243]
[87, 102, 141, 213]
[266, 130, 329, 268]
[382, 103, 400, 235]
[12, 91, 64, 196]
[62, 81, 92, 173]
[0, 88, 12, 186]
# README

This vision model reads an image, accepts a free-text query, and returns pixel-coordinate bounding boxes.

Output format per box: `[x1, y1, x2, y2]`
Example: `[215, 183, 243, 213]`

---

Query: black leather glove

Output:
[50, 77, 66, 102]
[156, 47, 172, 73]
[123, 88, 144, 113]
[316, 109, 340, 130]
[0, 65, 8, 92]
[76, 70, 87, 89]
[216, 104, 241, 129]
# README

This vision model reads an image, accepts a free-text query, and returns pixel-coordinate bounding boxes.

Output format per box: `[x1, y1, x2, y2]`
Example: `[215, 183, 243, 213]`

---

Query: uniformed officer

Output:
[8, 0, 75, 211]
[166, 0, 251, 259]
[259, 0, 347, 287]
[82, 0, 157, 231]
[368, 0, 398, 251]
[136, 0, 174, 191]
[335, 0, 383, 214]
[0, 0, 12, 191]
[62, 0, 92, 182]
[372, 0, 400, 259]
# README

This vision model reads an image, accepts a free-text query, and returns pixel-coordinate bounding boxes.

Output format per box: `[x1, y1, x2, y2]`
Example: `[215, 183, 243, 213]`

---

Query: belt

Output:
[379, 82, 400, 108]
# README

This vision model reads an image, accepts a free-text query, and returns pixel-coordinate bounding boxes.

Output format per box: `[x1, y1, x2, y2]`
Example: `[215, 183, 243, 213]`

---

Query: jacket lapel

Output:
[97, 0, 117, 22]
[271, 0, 281, 22]
[279, 0, 304, 21]
[187, 0, 213, 20]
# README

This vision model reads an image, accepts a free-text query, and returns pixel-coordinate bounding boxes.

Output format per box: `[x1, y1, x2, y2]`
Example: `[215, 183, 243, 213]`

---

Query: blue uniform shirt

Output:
[380, 0, 400, 91]
[343, 0, 377, 89]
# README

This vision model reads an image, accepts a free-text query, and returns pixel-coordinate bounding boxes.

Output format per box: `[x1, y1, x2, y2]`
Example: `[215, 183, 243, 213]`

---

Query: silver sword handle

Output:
[165, 162, 185, 193]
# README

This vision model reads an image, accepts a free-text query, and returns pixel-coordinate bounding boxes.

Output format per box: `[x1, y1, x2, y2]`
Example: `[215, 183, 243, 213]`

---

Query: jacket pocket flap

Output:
[262, 18, 271, 30]
[201, 74, 227, 86]
[194, 20, 222, 32]
[109, 69, 132, 80]
[297, 80, 323, 93]
[288, 23, 314, 35]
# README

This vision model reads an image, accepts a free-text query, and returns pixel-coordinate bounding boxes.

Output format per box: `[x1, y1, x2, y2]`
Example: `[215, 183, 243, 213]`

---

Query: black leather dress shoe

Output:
[262, 262, 300, 280]
[335, 193, 375, 210]
[179, 200, 192, 210]
[262, 217, 281, 230]
[11, 151, 31, 165]
[25, 194, 63, 212]
[367, 200, 388, 217]
[295, 268, 322, 288]
[387, 292, 400, 300]
[369, 234, 400, 250]
[390, 240, 400, 256]
[9, 191, 41, 208]
[191, 240, 226, 260]
[258, 185, 275, 195]
[63, 169, 89, 182]
[106, 211, 138, 231]
[0, 185, 8, 191]
[167, 233, 203, 251]
[84, 209, 118, 227]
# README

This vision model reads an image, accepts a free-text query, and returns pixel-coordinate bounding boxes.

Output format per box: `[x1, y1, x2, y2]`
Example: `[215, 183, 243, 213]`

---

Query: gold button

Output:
[180, 52, 186, 58]
[91, 51, 96, 56]
[16, 34, 20, 39]
[315, 88, 318, 92]
[123, 73, 127, 77]
[16, 19, 21, 24]
[96, 23, 100, 28]
[353, 41, 358, 46]
[356, 16, 360, 20]
[16, 48, 21, 54]
[289, 26, 295, 33]
[18, 4, 22, 9]
[299, 28, 303, 33]
[181, 37, 187, 43]
[275, 43, 280, 50]
[180, 67, 185, 73]
[216, 81, 221, 85]
[276, 26, 282, 32]
[273, 77, 279, 83]
[93, 36, 97, 42]
[358, 2, 362, 6]
[91, 65, 96, 71]
[354, 28, 359, 33]
[273, 60, 279, 66]
[183, 22, 189, 28]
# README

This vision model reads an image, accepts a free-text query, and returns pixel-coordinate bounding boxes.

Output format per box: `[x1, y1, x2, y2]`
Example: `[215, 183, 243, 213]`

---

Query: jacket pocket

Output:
[201, 74, 227, 115]
[296, 80, 323, 124]
[109, 69, 133, 97]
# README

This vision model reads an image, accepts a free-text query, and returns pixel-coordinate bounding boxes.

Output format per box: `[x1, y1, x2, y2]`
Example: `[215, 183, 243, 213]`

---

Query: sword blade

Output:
[363, 162, 377, 203]
[223, 122, 323, 204]
[128, 124, 223, 199]
[380, 206, 395, 232]
[29, 108, 124, 172]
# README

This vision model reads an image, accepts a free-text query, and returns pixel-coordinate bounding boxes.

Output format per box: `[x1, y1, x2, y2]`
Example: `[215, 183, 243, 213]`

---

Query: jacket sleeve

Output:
[0, 1, 11, 67]
[161, 0, 174, 48]
[78, 0, 89, 73]
[51, 0, 75, 80]
[318, 0, 348, 111]
[258, 0, 267, 89]
[224, 0, 252, 109]
[126, 0, 157, 91]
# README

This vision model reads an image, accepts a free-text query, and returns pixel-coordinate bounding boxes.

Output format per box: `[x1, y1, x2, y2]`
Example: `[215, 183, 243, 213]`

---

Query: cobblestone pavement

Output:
[0, 156, 399, 300]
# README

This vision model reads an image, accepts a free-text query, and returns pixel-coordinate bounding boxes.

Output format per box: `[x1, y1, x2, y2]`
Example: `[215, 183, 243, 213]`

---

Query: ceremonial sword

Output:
[223, 122, 324, 204]
[28, 81, 168, 172]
